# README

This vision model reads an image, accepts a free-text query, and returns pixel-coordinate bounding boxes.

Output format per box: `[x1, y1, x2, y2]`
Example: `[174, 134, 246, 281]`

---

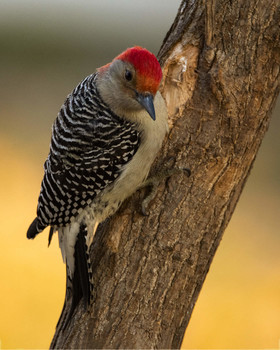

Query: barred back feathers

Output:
[27, 73, 140, 237]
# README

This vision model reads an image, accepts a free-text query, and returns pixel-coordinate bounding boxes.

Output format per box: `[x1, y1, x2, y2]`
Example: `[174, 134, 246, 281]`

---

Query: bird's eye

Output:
[124, 69, 133, 81]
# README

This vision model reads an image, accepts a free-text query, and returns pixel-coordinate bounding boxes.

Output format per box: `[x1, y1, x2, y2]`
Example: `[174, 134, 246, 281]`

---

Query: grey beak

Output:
[136, 93, 156, 121]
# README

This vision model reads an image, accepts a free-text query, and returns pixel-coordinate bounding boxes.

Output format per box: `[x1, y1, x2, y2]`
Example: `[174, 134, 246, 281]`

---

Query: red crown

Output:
[116, 46, 162, 95]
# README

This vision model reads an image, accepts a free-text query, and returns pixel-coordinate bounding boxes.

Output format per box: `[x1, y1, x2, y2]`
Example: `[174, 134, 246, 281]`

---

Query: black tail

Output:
[72, 224, 91, 309]
[62, 224, 92, 331]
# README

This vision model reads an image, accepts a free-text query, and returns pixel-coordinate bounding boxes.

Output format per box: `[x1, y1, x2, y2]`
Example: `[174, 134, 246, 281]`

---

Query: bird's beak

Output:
[136, 93, 156, 121]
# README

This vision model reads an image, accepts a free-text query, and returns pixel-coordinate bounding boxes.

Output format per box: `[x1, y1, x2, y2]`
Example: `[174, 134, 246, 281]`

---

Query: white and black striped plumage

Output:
[27, 73, 140, 238]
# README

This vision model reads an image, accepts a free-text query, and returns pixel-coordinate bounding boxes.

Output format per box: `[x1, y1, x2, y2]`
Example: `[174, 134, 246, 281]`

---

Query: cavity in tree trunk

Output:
[51, 0, 280, 348]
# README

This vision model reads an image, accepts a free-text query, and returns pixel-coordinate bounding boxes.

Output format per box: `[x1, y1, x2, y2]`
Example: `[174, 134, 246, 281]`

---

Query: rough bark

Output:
[51, 0, 280, 348]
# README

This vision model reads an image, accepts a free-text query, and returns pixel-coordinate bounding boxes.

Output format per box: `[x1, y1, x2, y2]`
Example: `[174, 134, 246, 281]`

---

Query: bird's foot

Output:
[139, 167, 191, 216]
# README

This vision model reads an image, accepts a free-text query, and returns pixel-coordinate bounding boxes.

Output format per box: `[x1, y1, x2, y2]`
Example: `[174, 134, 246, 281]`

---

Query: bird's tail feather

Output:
[73, 224, 91, 308]
[59, 222, 95, 331]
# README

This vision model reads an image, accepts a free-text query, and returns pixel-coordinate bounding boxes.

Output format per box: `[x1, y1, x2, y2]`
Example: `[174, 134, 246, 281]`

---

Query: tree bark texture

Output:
[51, 0, 280, 348]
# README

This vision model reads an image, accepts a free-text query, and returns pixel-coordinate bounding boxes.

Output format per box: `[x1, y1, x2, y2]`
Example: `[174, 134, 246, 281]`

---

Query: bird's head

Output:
[97, 46, 162, 121]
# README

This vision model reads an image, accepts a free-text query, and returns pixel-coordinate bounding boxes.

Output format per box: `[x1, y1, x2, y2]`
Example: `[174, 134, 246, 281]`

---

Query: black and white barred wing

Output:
[37, 117, 140, 231]
[27, 73, 140, 237]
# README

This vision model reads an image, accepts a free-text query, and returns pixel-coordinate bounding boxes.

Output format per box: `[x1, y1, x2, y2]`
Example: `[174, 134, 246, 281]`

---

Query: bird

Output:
[26, 46, 169, 320]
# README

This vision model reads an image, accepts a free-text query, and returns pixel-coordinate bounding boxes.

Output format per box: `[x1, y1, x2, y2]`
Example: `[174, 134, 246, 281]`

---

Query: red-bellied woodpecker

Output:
[26, 46, 168, 317]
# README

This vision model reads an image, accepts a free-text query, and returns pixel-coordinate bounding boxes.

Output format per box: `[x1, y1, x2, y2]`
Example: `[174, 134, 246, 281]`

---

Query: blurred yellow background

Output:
[0, 1, 279, 348]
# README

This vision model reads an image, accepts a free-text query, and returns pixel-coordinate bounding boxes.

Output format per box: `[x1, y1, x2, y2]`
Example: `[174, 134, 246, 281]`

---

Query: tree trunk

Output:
[51, 0, 280, 348]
